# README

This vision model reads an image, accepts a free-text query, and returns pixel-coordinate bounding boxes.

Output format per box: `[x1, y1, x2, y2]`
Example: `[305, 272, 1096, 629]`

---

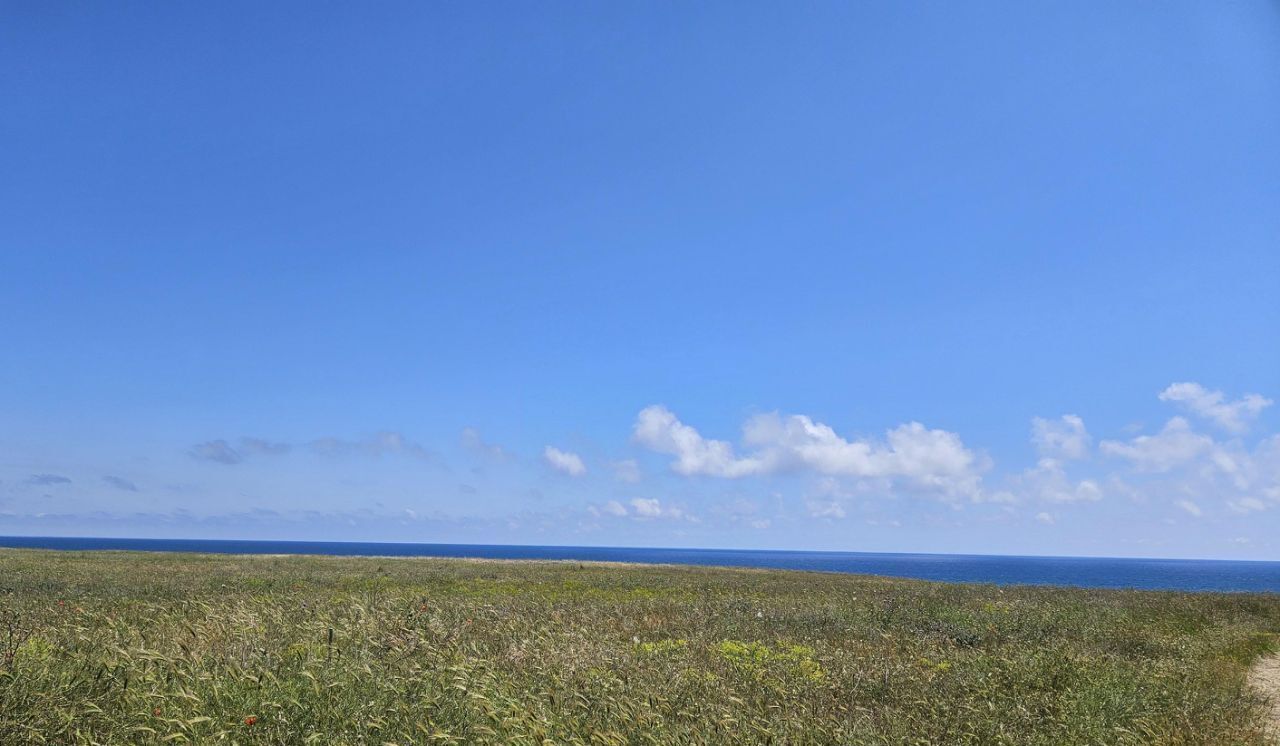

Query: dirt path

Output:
[1253, 652, 1280, 740]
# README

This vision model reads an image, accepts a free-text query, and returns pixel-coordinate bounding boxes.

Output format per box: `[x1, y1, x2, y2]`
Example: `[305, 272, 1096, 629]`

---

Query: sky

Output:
[1, 2, 1278, 559]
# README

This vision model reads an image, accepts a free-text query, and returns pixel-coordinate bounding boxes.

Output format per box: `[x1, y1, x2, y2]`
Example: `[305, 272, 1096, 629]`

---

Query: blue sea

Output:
[2, 535, 1278, 593]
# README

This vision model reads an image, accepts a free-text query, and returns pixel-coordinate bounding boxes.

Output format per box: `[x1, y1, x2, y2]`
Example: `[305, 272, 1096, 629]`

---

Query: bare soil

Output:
[1253, 652, 1280, 740]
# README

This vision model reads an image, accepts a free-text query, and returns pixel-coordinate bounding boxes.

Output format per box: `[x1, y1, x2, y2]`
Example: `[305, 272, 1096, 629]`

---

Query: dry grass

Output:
[1, 549, 1278, 744]
[1251, 652, 1280, 739]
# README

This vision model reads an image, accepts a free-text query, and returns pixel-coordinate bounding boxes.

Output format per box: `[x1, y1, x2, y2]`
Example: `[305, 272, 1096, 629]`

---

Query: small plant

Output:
[0, 609, 34, 670]
[635, 638, 688, 656]
[717, 640, 826, 684]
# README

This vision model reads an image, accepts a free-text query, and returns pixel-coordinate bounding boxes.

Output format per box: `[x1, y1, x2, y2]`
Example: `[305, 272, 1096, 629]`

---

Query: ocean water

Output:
[2, 535, 1278, 593]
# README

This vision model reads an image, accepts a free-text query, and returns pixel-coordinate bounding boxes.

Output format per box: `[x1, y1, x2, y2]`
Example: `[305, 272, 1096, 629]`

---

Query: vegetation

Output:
[0, 549, 1277, 745]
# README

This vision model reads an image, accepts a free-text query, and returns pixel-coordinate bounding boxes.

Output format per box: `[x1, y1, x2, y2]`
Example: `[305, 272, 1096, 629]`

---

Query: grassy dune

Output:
[1, 549, 1278, 745]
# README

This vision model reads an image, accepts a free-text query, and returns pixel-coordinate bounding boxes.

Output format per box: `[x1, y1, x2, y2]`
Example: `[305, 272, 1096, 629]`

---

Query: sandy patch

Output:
[1252, 652, 1280, 740]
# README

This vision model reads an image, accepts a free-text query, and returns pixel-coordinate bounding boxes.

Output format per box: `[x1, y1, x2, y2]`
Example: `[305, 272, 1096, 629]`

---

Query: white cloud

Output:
[587, 498, 689, 521]
[806, 500, 846, 519]
[629, 498, 692, 520]
[1005, 459, 1102, 503]
[1158, 382, 1271, 434]
[996, 404, 1243, 507]
[1086, 387, 1278, 520]
[543, 446, 586, 477]
[1228, 497, 1267, 514]
[633, 405, 763, 478]
[1101, 429, 1280, 518]
[629, 498, 664, 518]
[1031, 415, 1090, 460]
[501, 383, 1280, 532]
[1257, 435, 1280, 502]
[1099, 417, 1214, 472]
[743, 414, 982, 488]
[633, 405, 985, 499]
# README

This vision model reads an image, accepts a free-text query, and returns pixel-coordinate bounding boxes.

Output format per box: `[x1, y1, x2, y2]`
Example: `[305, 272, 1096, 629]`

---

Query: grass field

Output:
[1, 549, 1278, 745]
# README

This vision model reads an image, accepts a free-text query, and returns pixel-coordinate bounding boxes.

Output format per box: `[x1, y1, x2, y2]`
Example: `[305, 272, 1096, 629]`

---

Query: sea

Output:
[2, 535, 1278, 593]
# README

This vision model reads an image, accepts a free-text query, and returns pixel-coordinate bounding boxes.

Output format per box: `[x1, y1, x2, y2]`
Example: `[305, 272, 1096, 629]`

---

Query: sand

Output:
[1253, 652, 1280, 740]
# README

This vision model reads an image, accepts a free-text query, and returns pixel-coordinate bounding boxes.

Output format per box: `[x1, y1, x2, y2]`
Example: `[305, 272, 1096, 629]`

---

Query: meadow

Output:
[1, 549, 1277, 745]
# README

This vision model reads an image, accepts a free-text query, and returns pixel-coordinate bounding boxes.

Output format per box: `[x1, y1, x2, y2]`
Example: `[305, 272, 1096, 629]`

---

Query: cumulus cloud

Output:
[1022, 385, 1278, 517]
[102, 475, 138, 492]
[1099, 417, 1214, 472]
[669, 383, 1275, 517]
[1003, 458, 1105, 504]
[633, 405, 984, 499]
[743, 414, 982, 488]
[189, 440, 243, 465]
[1031, 415, 1090, 460]
[1103, 428, 1280, 518]
[25, 473, 71, 486]
[1095, 408, 1278, 516]
[1159, 382, 1271, 433]
[543, 446, 586, 476]
[633, 406, 763, 478]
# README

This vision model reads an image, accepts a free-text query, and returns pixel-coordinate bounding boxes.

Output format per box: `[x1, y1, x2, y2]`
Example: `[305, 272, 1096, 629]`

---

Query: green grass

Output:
[1, 549, 1277, 744]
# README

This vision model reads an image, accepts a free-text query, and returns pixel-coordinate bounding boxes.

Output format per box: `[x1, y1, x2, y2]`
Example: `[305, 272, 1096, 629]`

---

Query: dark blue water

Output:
[2, 535, 1278, 592]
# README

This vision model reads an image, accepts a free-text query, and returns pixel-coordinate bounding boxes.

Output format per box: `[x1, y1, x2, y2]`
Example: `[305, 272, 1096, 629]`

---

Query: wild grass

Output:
[0, 549, 1277, 744]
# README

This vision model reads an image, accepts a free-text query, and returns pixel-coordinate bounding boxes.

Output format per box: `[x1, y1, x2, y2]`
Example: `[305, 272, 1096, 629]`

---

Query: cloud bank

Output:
[9, 380, 1274, 551]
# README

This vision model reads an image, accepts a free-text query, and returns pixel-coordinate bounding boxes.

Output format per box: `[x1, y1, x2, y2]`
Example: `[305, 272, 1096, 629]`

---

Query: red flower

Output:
[243, 716, 258, 726]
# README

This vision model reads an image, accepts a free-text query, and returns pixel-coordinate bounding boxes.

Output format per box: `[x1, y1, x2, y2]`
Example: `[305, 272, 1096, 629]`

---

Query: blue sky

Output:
[2, 2, 1278, 558]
